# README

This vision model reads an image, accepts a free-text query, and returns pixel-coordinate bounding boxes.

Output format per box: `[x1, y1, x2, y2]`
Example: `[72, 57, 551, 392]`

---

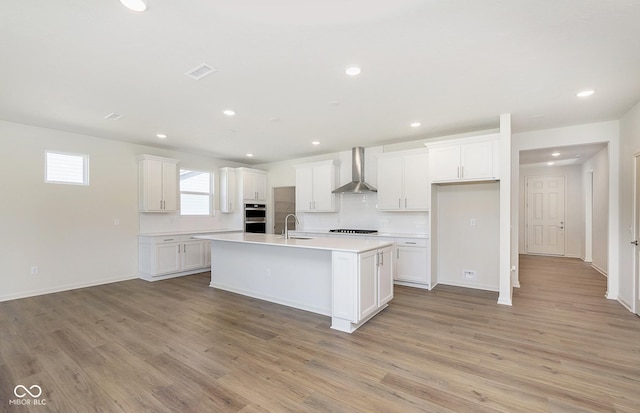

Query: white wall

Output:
[435, 182, 500, 291]
[0, 120, 245, 301]
[618, 100, 640, 312]
[511, 121, 620, 299]
[581, 146, 609, 274]
[518, 165, 584, 258]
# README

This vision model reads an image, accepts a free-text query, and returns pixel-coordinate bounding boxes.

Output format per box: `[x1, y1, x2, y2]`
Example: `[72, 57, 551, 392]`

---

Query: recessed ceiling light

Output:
[312, 141, 320, 146]
[577, 90, 594, 98]
[246, 153, 254, 157]
[223, 109, 236, 116]
[547, 162, 555, 166]
[120, 0, 148, 12]
[552, 152, 560, 157]
[156, 133, 167, 139]
[345, 66, 361, 76]
[410, 122, 421, 128]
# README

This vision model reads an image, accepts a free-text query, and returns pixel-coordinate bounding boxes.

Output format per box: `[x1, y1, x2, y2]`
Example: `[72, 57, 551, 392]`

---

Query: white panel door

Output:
[358, 250, 378, 321]
[429, 145, 461, 182]
[155, 243, 181, 275]
[161, 161, 177, 211]
[402, 152, 430, 210]
[295, 166, 314, 212]
[181, 240, 205, 271]
[526, 176, 566, 255]
[635, 155, 640, 315]
[461, 140, 494, 180]
[376, 155, 403, 210]
[312, 163, 333, 211]
[378, 248, 393, 306]
[395, 246, 428, 283]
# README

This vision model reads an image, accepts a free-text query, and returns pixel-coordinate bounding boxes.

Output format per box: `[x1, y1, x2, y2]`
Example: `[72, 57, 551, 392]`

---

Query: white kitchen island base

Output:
[209, 241, 333, 316]
[200, 233, 394, 333]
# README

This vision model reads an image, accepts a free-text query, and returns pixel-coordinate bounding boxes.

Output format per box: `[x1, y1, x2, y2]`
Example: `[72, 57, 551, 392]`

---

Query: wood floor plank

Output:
[1, 254, 639, 412]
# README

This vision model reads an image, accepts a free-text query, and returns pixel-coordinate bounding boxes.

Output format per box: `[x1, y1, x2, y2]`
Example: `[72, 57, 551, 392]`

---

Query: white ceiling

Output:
[1, 1, 639, 164]
[519, 142, 607, 167]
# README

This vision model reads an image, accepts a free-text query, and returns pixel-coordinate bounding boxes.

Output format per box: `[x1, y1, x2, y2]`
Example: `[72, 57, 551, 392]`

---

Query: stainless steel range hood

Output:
[332, 147, 377, 194]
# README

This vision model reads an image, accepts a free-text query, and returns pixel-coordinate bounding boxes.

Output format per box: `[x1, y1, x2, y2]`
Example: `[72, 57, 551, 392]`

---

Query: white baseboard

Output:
[437, 280, 499, 293]
[0, 274, 138, 303]
[618, 296, 633, 312]
[591, 263, 607, 277]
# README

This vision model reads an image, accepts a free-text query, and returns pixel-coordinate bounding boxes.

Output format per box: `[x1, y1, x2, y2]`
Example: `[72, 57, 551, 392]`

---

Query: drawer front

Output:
[394, 238, 428, 247]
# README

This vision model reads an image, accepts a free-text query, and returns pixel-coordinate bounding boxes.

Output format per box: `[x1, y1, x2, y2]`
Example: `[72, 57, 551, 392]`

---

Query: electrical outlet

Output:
[31, 266, 39, 275]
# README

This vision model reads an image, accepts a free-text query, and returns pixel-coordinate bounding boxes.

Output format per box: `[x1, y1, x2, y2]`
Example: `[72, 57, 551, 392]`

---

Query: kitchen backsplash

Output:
[298, 192, 429, 235]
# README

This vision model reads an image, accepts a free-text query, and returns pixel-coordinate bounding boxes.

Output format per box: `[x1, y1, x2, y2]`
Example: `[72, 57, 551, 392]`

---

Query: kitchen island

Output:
[197, 233, 394, 333]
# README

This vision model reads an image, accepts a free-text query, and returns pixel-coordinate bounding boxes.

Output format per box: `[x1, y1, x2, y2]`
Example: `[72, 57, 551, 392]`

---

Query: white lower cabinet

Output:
[394, 237, 431, 288]
[139, 234, 210, 281]
[332, 246, 393, 332]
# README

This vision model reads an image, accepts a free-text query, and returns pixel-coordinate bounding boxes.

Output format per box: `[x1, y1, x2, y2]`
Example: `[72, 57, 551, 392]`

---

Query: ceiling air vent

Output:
[104, 112, 122, 120]
[184, 63, 217, 80]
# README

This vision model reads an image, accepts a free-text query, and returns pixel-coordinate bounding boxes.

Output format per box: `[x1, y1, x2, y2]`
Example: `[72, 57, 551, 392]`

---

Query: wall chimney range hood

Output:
[332, 147, 377, 194]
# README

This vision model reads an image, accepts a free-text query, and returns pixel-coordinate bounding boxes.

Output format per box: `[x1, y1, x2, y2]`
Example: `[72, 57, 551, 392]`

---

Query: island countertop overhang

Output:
[196, 233, 393, 253]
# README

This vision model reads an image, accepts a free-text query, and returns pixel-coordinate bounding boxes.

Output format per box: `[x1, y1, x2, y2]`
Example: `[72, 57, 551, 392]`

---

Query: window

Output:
[180, 169, 212, 216]
[45, 151, 89, 185]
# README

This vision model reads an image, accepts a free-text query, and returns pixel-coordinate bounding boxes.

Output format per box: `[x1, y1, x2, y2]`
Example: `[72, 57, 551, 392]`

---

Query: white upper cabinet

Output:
[239, 168, 267, 202]
[295, 160, 339, 212]
[137, 155, 179, 212]
[376, 149, 429, 211]
[219, 167, 236, 213]
[427, 134, 499, 183]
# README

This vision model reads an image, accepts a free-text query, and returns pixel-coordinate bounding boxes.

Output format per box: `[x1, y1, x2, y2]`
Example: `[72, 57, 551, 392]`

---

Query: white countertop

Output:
[290, 230, 429, 239]
[139, 229, 241, 237]
[196, 233, 393, 253]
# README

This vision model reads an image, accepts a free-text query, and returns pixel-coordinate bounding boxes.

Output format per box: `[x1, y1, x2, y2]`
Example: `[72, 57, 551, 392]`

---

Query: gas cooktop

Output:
[329, 229, 378, 234]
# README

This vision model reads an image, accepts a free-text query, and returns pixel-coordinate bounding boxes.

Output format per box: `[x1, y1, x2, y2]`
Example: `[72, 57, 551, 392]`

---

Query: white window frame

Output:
[45, 150, 89, 186]
[179, 169, 213, 216]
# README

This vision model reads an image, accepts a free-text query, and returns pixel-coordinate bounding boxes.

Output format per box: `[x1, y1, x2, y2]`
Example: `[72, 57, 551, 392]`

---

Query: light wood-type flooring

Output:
[1, 255, 639, 412]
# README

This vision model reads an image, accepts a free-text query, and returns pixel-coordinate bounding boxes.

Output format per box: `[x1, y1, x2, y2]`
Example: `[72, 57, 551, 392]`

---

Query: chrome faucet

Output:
[284, 213, 299, 239]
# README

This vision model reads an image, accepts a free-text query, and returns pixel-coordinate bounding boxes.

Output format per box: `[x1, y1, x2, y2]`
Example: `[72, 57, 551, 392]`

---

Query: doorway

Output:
[525, 175, 566, 256]
[273, 186, 296, 235]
